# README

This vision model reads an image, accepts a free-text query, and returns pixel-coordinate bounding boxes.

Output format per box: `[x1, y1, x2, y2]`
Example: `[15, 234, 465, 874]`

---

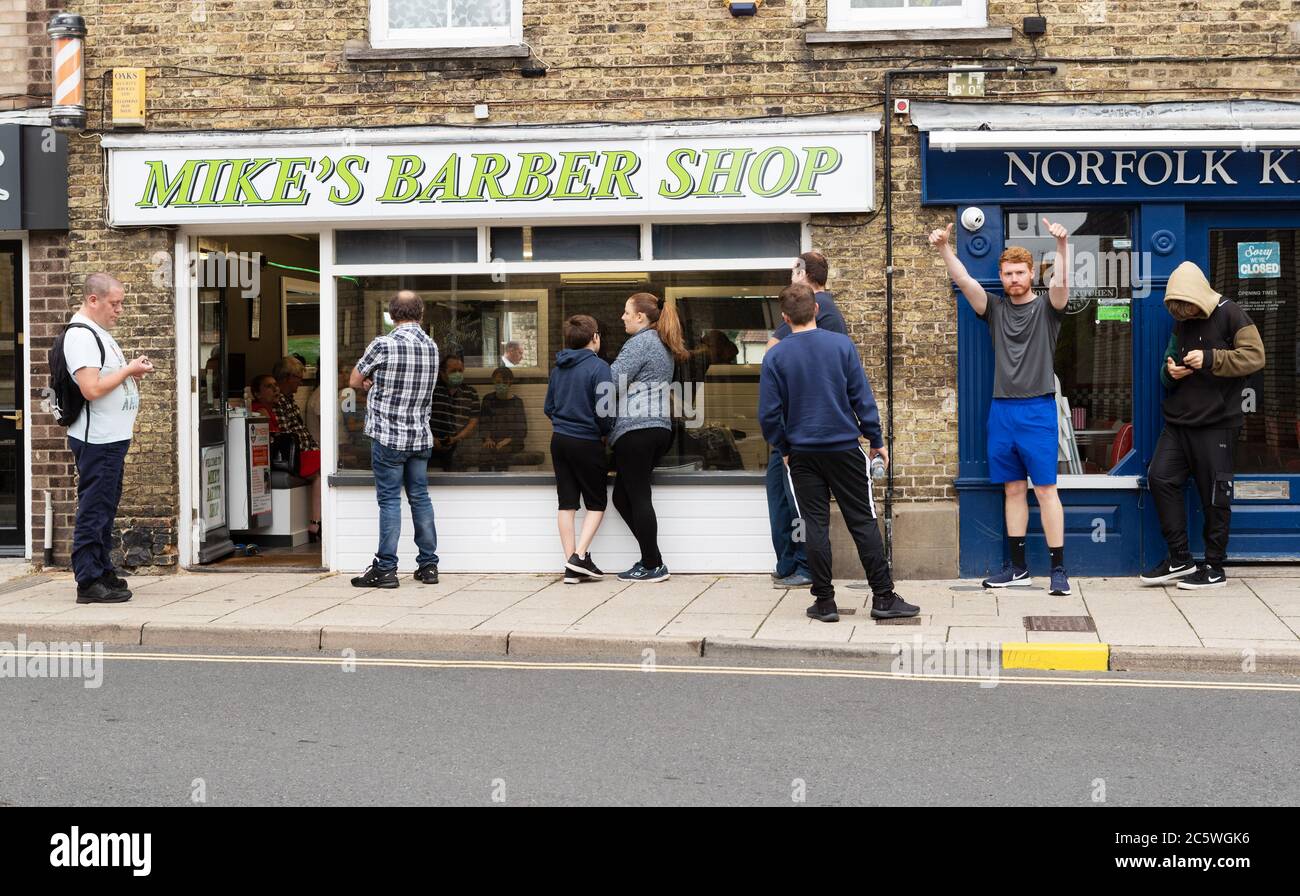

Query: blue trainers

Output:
[1048, 566, 1071, 596]
[981, 564, 1031, 588]
[619, 563, 670, 583]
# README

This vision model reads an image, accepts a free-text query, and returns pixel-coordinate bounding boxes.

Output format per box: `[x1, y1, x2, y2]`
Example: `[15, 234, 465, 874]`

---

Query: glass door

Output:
[196, 281, 235, 563]
[1187, 210, 1300, 560]
[0, 242, 23, 551]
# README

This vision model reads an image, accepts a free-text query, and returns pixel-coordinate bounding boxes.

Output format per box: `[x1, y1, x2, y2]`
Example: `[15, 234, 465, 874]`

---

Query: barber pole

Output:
[47, 12, 87, 132]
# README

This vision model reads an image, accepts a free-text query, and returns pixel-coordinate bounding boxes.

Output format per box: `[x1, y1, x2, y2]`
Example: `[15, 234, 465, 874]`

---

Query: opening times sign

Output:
[107, 132, 874, 226]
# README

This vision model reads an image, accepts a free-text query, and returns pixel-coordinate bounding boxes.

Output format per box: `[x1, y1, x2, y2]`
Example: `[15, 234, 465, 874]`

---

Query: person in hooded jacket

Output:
[1142, 261, 1265, 590]
[545, 314, 615, 583]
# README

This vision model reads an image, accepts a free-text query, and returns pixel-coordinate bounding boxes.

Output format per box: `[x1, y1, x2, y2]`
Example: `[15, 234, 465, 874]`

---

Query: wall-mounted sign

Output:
[0, 124, 69, 230]
[1237, 241, 1281, 278]
[106, 122, 876, 225]
[111, 68, 146, 128]
[924, 138, 1300, 204]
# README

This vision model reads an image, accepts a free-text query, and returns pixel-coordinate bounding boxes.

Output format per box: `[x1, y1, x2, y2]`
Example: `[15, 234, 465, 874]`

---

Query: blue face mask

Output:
[448, 372, 464, 387]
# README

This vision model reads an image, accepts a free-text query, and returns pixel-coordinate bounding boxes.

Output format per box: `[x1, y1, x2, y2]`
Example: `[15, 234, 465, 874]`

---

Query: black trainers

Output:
[806, 598, 840, 623]
[1177, 565, 1228, 590]
[413, 563, 439, 585]
[76, 580, 132, 604]
[566, 553, 604, 580]
[351, 564, 399, 589]
[562, 567, 582, 584]
[619, 563, 670, 583]
[100, 570, 129, 590]
[871, 592, 920, 619]
[1139, 556, 1197, 586]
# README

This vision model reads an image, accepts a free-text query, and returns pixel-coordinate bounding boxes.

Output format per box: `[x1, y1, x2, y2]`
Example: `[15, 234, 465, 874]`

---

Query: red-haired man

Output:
[929, 218, 1073, 596]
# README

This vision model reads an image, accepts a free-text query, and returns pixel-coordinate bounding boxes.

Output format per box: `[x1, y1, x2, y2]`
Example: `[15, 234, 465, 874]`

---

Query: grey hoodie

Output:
[609, 327, 674, 445]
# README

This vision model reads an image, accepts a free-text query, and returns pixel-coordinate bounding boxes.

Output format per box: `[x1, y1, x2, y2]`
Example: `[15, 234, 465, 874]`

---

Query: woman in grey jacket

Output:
[610, 292, 690, 582]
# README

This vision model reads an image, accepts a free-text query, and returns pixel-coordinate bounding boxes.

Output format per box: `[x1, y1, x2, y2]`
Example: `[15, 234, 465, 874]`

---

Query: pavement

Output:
[2, 567, 1299, 673]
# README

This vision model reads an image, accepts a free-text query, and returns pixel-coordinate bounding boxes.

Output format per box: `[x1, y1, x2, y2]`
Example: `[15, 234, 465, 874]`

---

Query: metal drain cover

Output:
[1023, 615, 1096, 632]
[875, 616, 921, 626]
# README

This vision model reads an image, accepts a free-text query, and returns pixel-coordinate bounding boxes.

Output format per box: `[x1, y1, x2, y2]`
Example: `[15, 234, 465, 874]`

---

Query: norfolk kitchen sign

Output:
[106, 120, 876, 226]
[922, 137, 1300, 204]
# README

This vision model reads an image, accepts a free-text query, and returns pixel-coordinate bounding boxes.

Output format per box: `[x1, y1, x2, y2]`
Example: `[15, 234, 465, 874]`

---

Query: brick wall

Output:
[20, 0, 1300, 567]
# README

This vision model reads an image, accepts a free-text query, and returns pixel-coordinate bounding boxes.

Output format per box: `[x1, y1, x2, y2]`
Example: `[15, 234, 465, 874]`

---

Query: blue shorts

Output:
[987, 396, 1059, 485]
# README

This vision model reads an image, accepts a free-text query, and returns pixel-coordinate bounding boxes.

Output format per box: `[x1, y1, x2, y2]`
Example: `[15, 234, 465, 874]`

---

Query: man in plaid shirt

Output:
[348, 290, 442, 588]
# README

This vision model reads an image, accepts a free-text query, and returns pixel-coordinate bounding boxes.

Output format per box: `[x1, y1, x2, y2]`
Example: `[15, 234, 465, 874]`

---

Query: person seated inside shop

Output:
[250, 373, 280, 427]
[268, 356, 324, 540]
[430, 352, 480, 472]
[477, 367, 529, 471]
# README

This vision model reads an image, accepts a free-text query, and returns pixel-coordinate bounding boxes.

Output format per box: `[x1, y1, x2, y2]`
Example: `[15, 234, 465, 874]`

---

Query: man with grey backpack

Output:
[48, 274, 153, 603]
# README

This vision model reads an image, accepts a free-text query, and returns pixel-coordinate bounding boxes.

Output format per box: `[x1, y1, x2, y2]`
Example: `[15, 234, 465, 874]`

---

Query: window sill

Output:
[343, 40, 531, 61]
[329, 471, 767, 487]
[806, 25, 1013, 45]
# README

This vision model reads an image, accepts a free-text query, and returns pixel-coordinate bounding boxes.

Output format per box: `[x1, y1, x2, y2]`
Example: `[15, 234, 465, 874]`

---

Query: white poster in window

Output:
[201, 445, 226, 531]
[248, 421, 273, 518]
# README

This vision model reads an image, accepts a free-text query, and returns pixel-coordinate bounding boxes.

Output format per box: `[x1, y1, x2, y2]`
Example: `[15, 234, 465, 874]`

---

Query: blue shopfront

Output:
[912, 102, 1300, 577]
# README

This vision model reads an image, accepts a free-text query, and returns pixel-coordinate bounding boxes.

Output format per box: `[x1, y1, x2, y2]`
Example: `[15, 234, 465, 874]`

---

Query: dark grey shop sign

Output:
[0, 124, 69, 231]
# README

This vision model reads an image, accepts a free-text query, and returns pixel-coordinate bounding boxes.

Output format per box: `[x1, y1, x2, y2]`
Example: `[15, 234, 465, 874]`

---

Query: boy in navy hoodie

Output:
[545, 314, 615, 583]
[760, 284, 920, 623]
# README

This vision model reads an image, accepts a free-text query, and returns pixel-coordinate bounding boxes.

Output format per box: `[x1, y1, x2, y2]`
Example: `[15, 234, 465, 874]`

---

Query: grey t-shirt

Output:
[978, 292, 1064, 399]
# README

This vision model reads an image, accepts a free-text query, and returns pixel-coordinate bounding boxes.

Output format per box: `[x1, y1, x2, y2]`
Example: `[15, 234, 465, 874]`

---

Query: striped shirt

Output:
[356, 324, 440, 452]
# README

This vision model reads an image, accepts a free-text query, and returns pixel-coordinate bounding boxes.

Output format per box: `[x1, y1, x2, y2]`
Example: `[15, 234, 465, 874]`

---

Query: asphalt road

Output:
[2, 648, 1298, 806]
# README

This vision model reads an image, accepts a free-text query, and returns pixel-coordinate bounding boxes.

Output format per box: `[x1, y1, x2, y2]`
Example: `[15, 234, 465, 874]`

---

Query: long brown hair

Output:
[628, 292, 689, 362]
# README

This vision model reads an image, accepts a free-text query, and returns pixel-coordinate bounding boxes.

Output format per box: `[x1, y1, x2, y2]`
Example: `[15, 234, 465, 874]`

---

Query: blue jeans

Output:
[766, 447, 809, 579]
[371, 442, 438, 571]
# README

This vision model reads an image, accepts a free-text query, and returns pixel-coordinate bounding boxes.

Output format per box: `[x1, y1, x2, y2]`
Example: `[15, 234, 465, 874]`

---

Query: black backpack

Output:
[48, 322, 105, 428]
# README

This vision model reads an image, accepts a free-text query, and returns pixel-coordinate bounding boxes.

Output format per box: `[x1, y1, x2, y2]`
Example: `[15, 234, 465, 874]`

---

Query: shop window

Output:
[1004, 209, 1134, 475]
[370, 0, 521, 48]
[1206, 228, 1300, 475]
[335, 270, 787, 475]
[491, 226, 642, 262]
[827, 0, 987, 31]
[337, 229, 477, 265]
[652, 223, 802, 260]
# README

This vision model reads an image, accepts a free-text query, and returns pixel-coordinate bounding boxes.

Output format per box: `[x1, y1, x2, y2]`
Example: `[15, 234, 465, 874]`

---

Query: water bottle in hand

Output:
[870, 455, 887, 480]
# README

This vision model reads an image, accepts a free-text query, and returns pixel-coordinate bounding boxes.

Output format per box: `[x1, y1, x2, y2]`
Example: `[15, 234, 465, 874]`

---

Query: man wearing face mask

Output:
[478, 367, 528, 471]
[430, 352, 479, 472]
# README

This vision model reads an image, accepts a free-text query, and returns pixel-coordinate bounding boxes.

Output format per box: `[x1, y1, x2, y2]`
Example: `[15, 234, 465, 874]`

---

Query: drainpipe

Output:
[880, 64, 1057, 568]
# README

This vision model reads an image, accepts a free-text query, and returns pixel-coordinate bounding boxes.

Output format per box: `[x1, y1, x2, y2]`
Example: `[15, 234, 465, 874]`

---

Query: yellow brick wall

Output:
[25, 0, 1300, 565]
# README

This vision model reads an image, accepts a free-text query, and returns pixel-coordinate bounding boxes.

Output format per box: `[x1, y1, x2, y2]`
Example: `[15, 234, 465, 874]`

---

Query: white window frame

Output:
[370, 0, 523, 49]
[827, 0, 987, 32]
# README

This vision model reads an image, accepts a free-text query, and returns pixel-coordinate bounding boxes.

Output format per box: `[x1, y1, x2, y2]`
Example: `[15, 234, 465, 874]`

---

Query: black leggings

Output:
[612, 427, 672, 568]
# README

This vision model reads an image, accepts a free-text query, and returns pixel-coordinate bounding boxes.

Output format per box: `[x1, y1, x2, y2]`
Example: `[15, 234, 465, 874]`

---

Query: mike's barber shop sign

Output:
[107, 126, 875, 225]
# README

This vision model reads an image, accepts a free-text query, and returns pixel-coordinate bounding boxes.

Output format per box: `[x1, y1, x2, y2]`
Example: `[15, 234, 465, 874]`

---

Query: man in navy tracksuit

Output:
[759, 283, 920, 623]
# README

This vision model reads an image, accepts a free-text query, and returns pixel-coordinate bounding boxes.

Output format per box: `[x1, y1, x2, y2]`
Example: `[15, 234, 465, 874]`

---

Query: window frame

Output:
[826, 0, 987, 32]
[369, 0, 523, 50]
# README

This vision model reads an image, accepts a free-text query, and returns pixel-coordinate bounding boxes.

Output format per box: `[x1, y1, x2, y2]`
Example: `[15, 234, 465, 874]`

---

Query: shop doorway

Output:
[1186, 210, 1300, 560]
[190, 234, 324, 570]
[0, 242, 22, 554]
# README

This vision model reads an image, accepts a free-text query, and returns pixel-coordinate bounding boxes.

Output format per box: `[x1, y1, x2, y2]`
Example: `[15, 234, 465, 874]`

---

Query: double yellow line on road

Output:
[9, 649, 1299, 694]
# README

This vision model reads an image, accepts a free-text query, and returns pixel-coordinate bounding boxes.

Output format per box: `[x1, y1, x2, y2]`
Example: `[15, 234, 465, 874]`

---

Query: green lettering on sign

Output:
[510, 152, 557, 201]
[792, 147, 841, 196]
[658, 148, 698, 199]
[378, 155, 426, 203]
[593, 150, 641, 200]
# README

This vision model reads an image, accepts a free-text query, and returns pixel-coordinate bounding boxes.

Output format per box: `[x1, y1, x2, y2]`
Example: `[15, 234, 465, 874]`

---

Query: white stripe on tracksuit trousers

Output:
[783, 445, 892, 602]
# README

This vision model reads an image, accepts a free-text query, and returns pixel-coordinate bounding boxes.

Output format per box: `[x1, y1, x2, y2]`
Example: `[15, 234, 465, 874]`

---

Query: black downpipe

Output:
[880, 65, 1056, 569]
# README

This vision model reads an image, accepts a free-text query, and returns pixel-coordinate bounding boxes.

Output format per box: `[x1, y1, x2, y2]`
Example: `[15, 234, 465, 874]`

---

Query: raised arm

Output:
[929, 222, 988, 317]
[1043, 217, 1071, 312]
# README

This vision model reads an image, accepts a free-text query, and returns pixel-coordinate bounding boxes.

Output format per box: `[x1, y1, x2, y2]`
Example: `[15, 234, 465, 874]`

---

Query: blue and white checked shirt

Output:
[355, 324, 440, 452]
